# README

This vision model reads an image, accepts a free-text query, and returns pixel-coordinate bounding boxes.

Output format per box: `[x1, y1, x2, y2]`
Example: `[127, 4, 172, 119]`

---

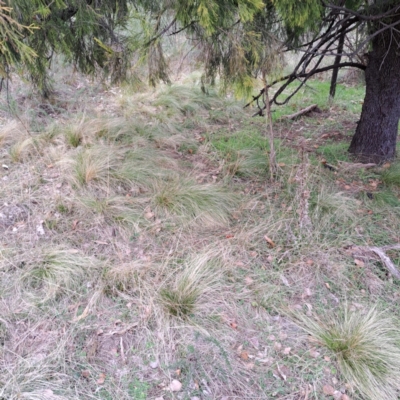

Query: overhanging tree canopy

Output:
[246, 0, 400, 163]
[1, 0, 400, 163]
[1, 0, 264, 95]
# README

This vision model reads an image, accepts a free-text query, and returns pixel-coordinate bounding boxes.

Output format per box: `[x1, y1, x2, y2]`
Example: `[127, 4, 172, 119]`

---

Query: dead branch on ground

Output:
[350, 245, 400, 280]
[282, 104, 318, 120]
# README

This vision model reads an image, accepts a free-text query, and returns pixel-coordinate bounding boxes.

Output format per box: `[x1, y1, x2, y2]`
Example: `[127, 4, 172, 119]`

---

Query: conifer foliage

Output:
[3, 0, 131, 96]
[1, 0, 265, 96]
[1, 0, 400, 161]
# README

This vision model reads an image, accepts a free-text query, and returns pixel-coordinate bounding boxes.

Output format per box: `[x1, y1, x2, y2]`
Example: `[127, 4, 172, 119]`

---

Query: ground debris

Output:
[0, 203, 30, 228]
[350, 244, 400, 280]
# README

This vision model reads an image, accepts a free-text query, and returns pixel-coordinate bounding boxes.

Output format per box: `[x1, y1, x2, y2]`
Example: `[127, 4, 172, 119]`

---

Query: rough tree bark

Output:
[348, 12, 400, 163]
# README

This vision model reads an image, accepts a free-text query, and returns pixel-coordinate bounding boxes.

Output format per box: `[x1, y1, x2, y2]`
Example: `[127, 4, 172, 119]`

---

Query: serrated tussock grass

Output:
[293, 307, 400, 400]
[224, 148, 270, 177]
[0, 120, 26, 147]
[104, 259, 150, 295]
[4, 77, 400, 400]
[62, 144, 173, 190]
[20, 249, 97, 302]
[78, 194, 144, 233]
[153, 85, 223, 115]
[62, 115, 151, 146]
[310, 185, 357, 222]
[159, 255, 223, 319]
[68, 145, 123, 186]
[151, 178, 240, 226]
[0, 353, 75, 400]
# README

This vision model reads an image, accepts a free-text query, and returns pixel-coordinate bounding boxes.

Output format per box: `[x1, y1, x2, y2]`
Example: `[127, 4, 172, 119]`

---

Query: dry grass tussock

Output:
[2, 75, 400, 399]
[150, 178, 239, 227]
[19, 248, 99, 303]
[158, 254, 224, 319]
[0, 120, 27, 147]
[293, 307, 400, 400]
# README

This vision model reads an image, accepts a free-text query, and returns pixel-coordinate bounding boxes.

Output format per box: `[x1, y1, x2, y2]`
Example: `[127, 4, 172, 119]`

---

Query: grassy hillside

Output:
[1, 73, 400, 400]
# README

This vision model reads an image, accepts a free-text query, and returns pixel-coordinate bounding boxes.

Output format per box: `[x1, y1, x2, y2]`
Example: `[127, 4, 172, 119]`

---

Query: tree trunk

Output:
[348, 14, 400, 163]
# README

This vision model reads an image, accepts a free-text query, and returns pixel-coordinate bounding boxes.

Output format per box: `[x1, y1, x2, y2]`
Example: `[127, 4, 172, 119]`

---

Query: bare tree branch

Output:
[245, 62, 365, 113]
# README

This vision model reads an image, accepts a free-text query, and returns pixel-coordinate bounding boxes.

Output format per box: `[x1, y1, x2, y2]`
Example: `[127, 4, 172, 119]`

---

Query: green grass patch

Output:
[317, 141, 350, 163]
[381, 163, 400, 187]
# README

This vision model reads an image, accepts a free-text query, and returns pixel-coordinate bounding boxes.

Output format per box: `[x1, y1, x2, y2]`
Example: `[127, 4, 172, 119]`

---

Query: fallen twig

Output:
[381, 244, 400, 251]
[351, 245, 400, 280]
[106, 322, 139, 336]
[338, 161, 377, 171]
[282, 104, 318, 120]
[368, 247, 400, 279]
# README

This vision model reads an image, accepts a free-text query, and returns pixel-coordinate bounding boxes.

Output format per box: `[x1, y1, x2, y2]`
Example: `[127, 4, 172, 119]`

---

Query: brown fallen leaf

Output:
[144, 211, 154, 220]
[81, 370, 90, 379]
[323, 385, 335, 396]
[303, 288, 312, 297]
[72, 220, 80, 230]
[333, 390, 342, 400]
[169, 379, 182, 392]
[354, 258, 365, 267]
[309, 349, 320, 358]
[274, 342, 282, 351]
[97, 373, 106, 385]
[244, 276, 254, 285]
[369, 180, 379, 188]
[240, 350, 249, 360]
[244, 362, 255, 370]
[279, 332, 288, 340]
[264, 235, 275, 248]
